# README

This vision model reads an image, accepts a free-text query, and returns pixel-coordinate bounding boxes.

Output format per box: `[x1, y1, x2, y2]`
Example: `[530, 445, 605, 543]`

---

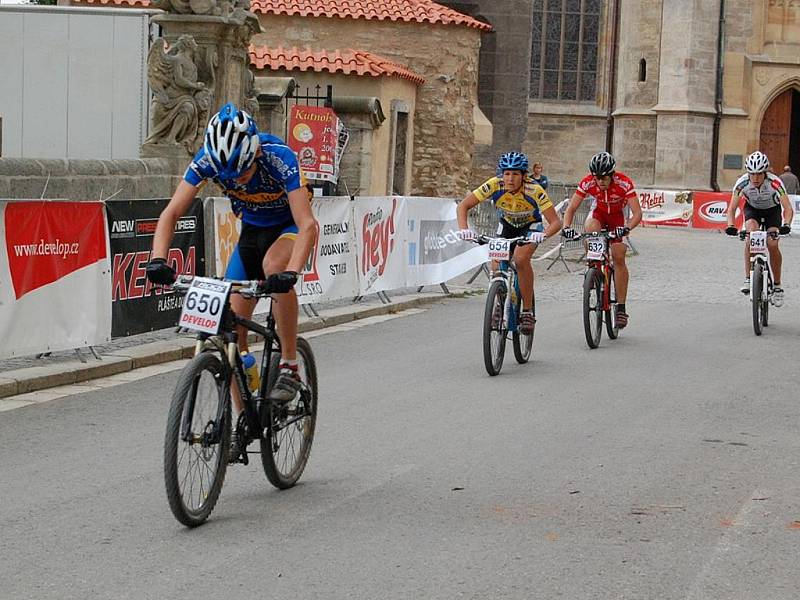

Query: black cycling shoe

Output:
[268, 367, 302, 405]
[228, 415, 249, 465]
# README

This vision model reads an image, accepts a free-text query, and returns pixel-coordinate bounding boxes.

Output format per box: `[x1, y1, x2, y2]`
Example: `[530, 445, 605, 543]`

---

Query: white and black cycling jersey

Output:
[734, 172, 786, 210]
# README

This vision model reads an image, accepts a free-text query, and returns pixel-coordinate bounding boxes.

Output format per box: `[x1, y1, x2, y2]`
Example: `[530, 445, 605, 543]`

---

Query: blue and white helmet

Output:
[498, 151, 529, 173]
[204, 103, 259, 180]
[745, 151, 770, 174]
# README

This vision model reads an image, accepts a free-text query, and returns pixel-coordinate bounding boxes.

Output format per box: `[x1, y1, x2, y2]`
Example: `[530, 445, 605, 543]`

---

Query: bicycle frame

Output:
[742, 229, 777, 302]
[583, 231, 615, 311]
[491, 260, 521, 333]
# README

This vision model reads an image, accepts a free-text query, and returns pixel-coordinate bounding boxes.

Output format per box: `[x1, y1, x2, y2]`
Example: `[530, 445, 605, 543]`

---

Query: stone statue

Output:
[152, 0, 252, 20]
[242, 68, 259, 119]
[144, 35, 213, 151]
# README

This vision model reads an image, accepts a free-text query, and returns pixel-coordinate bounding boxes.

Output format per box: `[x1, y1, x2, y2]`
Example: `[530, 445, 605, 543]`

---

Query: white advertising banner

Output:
[404, 197, 488, 287]
[790, 195, 800, 230]
[297, 196, 358, 304]
[638, 189, 693, 227]
[353, 197, 407, 294]
[0, 201, 112, 359]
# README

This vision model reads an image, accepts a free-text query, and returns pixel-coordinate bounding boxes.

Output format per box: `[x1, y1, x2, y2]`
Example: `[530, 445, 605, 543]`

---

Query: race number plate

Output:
[586, 237, 607, 260]
[178, 277, 232, 334]
[487, 238, 512, 261]
[749, 230, 767, 255]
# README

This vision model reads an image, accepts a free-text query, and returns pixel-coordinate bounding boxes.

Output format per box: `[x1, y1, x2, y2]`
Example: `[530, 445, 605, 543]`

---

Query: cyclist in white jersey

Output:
[725, 151, 794, 303]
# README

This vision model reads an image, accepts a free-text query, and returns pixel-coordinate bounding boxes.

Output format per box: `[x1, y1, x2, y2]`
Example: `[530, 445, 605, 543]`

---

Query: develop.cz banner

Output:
[107, 199, 205, 338]
[0, 200, 111, 358]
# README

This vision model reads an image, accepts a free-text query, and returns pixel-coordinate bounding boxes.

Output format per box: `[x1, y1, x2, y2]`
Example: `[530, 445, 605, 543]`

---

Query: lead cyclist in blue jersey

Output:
[146, 103, 318, 410]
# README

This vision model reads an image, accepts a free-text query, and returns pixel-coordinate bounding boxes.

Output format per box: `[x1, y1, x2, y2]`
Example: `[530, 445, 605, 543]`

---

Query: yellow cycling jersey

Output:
[472, 176, 553, 227]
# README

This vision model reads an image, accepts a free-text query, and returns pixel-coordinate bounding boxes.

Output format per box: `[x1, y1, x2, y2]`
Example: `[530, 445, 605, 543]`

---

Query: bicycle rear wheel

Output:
[483, 279, 508, 375]
[513, 294, 534, 364]
[164, 352, 230, 527]
[604, 267, 619, 340]
[261, 337, 318, 489]
[751, 263, 764, 336]
[583, 267, 603, 349]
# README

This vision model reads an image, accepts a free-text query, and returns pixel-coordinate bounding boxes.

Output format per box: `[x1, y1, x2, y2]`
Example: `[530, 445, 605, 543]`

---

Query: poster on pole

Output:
[106, 199, 205, 338]
[287, 105, 343, 182]
[0, 200, 111, 358]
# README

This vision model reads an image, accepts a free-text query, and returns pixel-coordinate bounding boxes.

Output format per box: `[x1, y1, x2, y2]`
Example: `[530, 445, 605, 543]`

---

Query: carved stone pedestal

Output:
[141, 9, 261, 160]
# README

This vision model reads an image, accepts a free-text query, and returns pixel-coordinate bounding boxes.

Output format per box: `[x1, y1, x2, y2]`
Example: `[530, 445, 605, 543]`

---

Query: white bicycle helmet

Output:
[204, 102, 259, 181]
[745, 151, 770, 174]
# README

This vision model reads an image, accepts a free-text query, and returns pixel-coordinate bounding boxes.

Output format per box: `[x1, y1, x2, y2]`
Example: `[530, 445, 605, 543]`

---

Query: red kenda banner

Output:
[287, 105, 340, 182]
[5, 201, 107, 299]
[692, 191, 744, 230]
[1, 200, 112, 358]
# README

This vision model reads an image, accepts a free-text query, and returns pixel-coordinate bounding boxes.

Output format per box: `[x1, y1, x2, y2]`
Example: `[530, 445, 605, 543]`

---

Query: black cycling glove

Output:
[724, 225, 738, 237]
[265, 271, 299, 294]
[779, 224, 791, 235]
[145, 258, 177, 285]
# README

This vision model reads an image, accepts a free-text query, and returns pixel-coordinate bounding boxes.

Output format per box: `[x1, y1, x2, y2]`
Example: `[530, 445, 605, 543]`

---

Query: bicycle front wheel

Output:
[583, 267, 603, 349]
[164, 351, 231, 527]
[604, 267, 619, 340]
[512, 293, 534, 364]
[261, 337, 318, 489]
[483, 279, 508, 375]
[752, 263, 764, 336]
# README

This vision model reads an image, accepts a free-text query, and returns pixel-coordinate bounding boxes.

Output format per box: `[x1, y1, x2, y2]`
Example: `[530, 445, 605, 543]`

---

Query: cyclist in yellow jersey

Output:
[457, 152, 562, 334]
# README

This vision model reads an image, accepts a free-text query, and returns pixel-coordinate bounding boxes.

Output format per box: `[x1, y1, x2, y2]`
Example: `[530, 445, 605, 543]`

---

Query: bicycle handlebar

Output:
[470, 234, 535, 245]
[737, 230, 781, 241]
[170, 275, 280, 298]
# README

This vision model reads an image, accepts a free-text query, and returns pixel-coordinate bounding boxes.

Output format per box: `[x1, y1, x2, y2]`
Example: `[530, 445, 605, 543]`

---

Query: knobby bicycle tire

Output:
[512, 293, 534, 364]
[604, 267, 619, 340]
[261, 337, 318, 489]
[483, 279, 507, 376]
[752, 263, 764, 336]
[164, 351, 231, 527]
[583, 267, 603, 349]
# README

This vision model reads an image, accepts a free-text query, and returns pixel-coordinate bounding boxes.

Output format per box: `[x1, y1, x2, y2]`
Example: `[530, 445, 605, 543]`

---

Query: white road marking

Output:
[0, 308, 426, 410]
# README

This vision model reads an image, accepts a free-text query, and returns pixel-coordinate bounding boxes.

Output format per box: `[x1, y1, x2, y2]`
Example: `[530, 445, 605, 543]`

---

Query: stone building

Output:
[442, 0, 800, 191]
[248, 0, 493, 197]
[249, 46, 425, 196]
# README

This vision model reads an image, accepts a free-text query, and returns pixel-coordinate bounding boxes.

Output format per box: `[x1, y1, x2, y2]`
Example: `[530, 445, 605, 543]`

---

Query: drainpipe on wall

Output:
[710, 0, 726, 191]
[604, 0, 621, 153]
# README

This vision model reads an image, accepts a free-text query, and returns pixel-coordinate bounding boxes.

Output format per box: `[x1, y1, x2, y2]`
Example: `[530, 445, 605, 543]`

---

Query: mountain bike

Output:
[163, 275, 318, 527]
[738, 228, 781, 336]
[473, 235, 535, 376]
[579, 230, 621, 349]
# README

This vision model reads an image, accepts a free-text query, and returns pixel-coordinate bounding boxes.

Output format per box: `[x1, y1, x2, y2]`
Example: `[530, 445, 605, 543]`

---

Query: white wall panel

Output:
[0, 13, 24, 157]
[0, 7, 151, 160]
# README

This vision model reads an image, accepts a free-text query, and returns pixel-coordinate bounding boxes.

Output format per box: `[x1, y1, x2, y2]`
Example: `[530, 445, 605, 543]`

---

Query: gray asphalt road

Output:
[2, 229, 799, 600]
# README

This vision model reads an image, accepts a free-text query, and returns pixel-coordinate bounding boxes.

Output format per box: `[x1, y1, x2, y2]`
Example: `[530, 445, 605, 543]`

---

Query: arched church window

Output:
[529, 0, 602, 101]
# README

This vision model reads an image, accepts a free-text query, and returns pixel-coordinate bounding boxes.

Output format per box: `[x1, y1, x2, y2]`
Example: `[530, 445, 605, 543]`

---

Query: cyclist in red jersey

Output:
[561, 151, 642, 328]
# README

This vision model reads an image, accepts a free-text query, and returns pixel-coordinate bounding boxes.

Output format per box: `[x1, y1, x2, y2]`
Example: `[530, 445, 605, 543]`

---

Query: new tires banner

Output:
[0, 200, 111, 358]
[107, 199, 205, 338]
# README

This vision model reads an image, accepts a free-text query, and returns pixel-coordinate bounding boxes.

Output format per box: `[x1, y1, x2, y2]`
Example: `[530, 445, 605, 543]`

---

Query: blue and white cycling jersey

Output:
[184, 132, 303, 227]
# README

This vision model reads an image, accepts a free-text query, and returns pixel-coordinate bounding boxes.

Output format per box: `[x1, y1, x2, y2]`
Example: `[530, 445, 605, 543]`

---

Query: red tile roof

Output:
[72, 0, 492, 31]
[251, 0, 491, 30]
[250, 46, 426, 85]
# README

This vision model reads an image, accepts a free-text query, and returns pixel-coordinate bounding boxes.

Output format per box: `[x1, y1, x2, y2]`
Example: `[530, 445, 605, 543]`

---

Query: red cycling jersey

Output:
[575, 171, 637, 216]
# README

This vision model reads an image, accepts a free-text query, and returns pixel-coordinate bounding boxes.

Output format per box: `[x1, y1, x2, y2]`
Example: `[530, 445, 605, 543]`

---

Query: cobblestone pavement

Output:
[2, 226, 797, 374]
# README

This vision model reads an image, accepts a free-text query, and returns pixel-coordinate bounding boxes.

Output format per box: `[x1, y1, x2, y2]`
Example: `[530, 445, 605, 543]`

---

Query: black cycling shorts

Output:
[224, 220, 298, 280]
[496, 219, 544, 239]
[743, 204, 782, 230]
